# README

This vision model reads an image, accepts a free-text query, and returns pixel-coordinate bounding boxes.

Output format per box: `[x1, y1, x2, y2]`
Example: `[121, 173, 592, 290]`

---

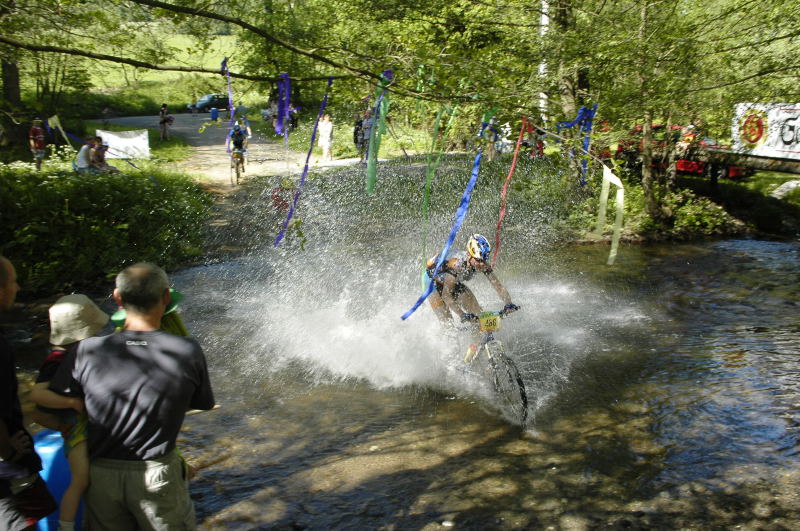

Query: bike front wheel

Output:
[486, 343, 528, 425]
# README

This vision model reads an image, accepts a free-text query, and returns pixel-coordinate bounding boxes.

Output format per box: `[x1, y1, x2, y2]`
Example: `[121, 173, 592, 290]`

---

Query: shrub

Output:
[0, 165, 212, 295]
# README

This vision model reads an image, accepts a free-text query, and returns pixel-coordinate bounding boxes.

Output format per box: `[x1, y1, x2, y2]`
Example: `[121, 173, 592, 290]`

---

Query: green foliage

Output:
[621, 185, 745, 240]
[0, 165, 212, 294]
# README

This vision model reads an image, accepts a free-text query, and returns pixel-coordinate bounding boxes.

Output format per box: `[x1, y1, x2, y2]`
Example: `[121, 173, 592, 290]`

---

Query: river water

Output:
[159, 162, 800, 528]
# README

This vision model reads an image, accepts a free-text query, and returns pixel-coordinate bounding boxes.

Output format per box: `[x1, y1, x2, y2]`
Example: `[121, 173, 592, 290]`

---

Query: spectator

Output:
[90, 140, 119, 174]
[235, 101, 249, 120]
[190, 93, 198, 116]
[158, 103, 172, 141]
[101, 107, 112, 128]
[352, 112, 363, 152]
[73, 137, 101, 174]
[289, 104, 300, 131]
[210, 106, 219, 123]
[359, 110, 373, 162]
[1, 255, 58, 530]
[49, 263, 215, 529]
[29, 294, 109, 531]
[28, 118, 46, 171]
[269, 101, 278, 130]
[318, 114, 334, 161]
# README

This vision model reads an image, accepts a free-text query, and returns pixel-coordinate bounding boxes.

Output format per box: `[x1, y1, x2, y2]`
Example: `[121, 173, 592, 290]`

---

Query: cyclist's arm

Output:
[484, 270, 513, 306]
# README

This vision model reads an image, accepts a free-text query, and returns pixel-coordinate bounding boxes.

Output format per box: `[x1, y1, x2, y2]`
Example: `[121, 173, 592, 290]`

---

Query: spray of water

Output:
[176, 155, 649, 424]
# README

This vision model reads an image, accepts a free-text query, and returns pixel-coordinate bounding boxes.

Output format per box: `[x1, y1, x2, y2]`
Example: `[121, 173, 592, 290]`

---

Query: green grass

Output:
[91, 35, 239, 88]
[743, 170, 800, 202]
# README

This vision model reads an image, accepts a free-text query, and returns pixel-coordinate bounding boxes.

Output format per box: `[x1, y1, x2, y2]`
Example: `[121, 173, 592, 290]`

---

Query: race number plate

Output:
[479, 312, 501, 332]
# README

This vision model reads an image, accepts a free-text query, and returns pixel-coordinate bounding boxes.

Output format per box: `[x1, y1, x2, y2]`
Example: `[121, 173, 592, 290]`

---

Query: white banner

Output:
[95, 129, 151, 159]
[731, 103, 800, 161]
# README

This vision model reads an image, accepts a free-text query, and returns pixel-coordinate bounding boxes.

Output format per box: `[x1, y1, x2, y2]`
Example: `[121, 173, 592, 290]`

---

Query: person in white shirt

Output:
[74, 137, 100, 174]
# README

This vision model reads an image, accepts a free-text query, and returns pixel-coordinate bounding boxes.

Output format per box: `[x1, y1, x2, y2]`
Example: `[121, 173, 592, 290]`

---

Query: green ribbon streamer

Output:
[366, 72, 392, 194]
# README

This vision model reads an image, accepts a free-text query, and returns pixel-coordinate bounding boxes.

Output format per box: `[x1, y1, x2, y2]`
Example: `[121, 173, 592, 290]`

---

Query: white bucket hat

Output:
[49, 294, 109, 345]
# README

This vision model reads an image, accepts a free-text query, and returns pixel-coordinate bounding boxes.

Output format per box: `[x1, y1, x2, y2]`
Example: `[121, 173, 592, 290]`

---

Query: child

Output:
[29, 294, 109, 531]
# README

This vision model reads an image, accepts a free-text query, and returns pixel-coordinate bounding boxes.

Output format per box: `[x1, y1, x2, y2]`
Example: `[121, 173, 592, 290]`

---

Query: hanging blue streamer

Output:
[273, 77, 334, 247]
[557, 104, 598, 185]
[401, 149, 484, 320]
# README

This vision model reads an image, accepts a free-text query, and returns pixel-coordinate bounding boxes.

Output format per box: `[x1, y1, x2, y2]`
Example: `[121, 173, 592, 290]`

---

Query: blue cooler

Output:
[33, 429, 83, 530]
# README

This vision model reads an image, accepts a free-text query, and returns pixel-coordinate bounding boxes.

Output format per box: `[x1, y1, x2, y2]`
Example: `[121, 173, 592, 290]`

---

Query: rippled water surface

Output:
[169, 225, 800, 527]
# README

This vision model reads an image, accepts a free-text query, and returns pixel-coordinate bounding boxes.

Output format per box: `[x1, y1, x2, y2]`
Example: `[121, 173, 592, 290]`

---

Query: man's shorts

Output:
[63, 412, 88, 456]
[0, 475, 57, 531]
[31, 149, 45, 161]
[87, 450, 196, 530]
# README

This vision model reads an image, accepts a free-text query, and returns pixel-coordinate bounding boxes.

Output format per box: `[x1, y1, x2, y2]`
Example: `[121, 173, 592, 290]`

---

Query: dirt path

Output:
[105, 113, 360, 191]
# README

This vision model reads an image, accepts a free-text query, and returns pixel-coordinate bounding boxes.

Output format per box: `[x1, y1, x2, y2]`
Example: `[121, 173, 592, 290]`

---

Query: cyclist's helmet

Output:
[233, 124, 241, 131]
[467, 234, 491, 261]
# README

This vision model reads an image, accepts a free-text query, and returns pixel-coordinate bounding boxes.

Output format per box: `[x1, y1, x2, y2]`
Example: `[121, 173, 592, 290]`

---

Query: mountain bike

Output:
[470, 309, 528, 424]
[230, 149, 245, 185]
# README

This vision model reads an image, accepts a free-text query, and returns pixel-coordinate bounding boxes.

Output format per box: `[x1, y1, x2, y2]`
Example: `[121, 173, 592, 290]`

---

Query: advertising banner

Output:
[95, 129, 151, 159]
[732, 103, 800, 161]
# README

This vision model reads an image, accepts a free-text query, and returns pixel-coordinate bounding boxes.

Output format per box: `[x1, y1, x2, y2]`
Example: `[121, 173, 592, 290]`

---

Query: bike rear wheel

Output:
[486, 343, 528, 424]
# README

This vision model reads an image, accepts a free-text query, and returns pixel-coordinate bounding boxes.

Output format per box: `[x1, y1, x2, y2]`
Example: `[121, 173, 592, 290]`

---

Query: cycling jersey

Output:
[426, 251, 493, 295]
[231, 131, 247, 150]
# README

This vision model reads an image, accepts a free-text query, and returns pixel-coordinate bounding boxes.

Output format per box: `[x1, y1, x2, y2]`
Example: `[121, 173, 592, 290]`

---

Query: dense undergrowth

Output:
[0, 160, 212, 296]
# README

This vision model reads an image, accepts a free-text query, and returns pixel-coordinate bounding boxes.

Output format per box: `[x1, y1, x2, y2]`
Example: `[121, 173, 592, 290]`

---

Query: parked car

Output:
[188, 94, 229, 112]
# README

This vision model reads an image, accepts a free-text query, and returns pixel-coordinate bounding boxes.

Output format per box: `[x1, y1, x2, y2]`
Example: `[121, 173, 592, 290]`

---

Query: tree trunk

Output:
[1, 60, 22, 108]
[640, 116, 660, 218]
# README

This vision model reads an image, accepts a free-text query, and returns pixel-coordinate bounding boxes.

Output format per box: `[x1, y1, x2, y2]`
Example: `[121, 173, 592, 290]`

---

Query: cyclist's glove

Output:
[460, 312, 478, 323]
[503, 303, 520, 314]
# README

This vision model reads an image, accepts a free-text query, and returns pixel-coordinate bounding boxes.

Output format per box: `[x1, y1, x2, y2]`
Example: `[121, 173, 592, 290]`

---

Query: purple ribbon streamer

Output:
[222, 57, 236, 154]
[275, 73, 291, 143]
[273, 77, 334, 247]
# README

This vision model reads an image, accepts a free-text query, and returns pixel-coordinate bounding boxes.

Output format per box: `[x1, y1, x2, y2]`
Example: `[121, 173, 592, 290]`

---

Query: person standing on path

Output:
[49, 263, 215, 529]
[318, 114, 334, 161]
[28, 118, 46, 171]
[1, 255, 58, 530]
[159, 103, 172, 141]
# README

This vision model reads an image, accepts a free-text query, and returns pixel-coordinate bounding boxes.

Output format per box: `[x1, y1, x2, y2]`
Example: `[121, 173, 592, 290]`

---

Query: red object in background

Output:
[270, 186, 291, 211]
[676, 159, 705, 174]
[726, 166, 748, 178]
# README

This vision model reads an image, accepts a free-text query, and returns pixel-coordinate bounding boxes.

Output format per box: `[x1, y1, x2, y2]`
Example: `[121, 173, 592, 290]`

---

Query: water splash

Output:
[175, 155, 647, 423]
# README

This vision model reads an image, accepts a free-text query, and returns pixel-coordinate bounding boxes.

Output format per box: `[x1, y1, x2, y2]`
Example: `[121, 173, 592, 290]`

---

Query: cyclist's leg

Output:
[454, 286, 484, 355]
[428, 291, 453, 326]
[455, 286, 482, 318]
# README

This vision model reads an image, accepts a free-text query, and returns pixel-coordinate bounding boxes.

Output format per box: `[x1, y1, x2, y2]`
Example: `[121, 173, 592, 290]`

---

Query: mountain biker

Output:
[228, 124, 248, 151]
[426, 234, 519, 361]
[228, 124, 249, 169]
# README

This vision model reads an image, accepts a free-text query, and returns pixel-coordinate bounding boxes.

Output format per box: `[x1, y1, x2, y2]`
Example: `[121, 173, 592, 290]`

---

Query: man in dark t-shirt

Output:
[50, 262, 215, 529]
[0, 256, 57, 530]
